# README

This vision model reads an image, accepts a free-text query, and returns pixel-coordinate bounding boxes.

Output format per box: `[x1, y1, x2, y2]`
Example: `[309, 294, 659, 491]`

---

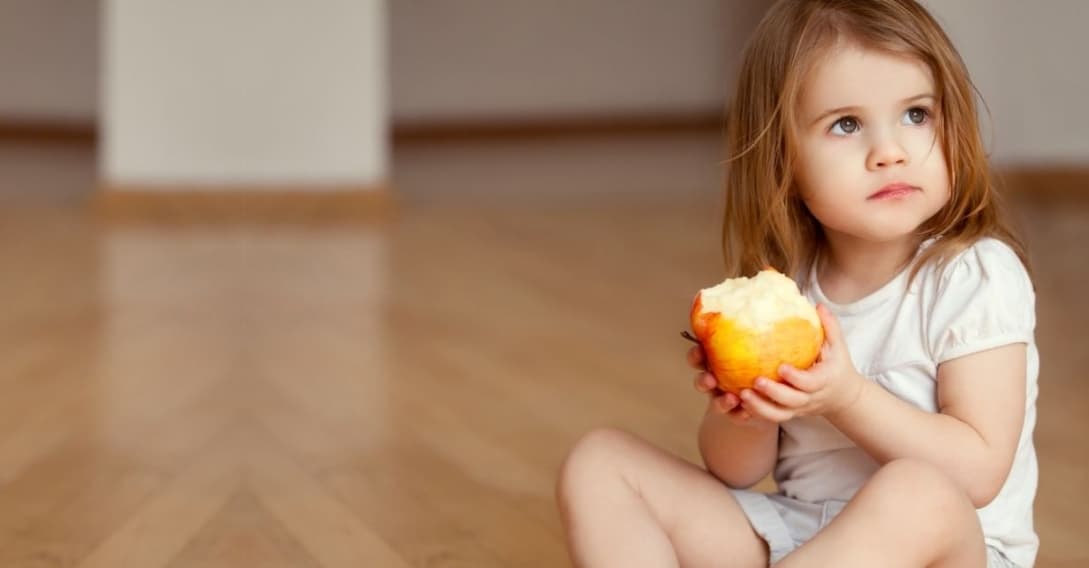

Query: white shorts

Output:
[730, 490, 1019, 567]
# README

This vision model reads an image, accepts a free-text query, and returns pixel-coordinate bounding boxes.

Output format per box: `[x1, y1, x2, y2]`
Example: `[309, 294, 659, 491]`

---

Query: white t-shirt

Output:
[775, 237, 1039, 567]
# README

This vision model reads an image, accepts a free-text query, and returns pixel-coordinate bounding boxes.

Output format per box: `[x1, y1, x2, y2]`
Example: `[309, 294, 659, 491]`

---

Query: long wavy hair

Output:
[722, 0, 1028, 283]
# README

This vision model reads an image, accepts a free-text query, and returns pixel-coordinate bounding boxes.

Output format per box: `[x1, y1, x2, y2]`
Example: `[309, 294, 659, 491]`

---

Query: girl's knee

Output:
[555, 427, 641, 502]
[867, 459, 976, 521]
[861, 460, 986, 561]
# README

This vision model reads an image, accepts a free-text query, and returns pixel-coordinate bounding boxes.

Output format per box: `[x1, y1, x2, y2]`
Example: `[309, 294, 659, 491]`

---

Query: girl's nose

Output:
[867, 134, 909, 170]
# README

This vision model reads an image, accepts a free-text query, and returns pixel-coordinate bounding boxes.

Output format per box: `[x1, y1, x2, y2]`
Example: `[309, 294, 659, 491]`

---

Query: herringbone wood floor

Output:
[0, 136, 1085, 566]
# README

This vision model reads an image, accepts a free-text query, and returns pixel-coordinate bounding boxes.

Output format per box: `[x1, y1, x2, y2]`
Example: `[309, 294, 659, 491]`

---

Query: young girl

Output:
[555, 1, 1038, 567]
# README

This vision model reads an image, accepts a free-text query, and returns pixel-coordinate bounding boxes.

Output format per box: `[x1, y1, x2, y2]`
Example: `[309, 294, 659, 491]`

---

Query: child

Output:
[555, 1, 1038, 567]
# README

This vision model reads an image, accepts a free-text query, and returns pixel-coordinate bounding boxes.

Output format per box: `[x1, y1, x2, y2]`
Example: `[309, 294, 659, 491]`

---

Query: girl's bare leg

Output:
[775, 459, 987, 568]
[556, 427, 768, 568]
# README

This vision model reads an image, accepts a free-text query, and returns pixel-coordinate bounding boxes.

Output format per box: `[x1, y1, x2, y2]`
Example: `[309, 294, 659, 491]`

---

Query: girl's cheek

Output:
[912, 136, 945, 165]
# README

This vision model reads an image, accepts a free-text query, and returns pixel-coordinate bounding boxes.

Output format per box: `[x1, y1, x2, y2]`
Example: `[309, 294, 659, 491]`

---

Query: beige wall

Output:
[101, 0, 387, 187]
[0, 0, 98, 121]
[923, 0, 1089, 165]
[1, 1, 1087, 166]
[0, 0, 767, 126]
[389, 0, 769, 122]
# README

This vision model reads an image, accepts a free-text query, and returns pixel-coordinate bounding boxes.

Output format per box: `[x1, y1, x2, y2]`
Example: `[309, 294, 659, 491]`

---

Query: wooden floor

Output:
[0, 135, 1086, 567]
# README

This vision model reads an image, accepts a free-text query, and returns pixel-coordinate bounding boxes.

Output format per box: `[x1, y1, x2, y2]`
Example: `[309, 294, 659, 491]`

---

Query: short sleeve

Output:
[926, 239, 1036, 364]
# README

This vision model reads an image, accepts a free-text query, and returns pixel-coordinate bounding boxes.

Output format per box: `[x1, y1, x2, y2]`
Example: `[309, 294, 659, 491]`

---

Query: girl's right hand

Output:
[686, 345, 761, 425]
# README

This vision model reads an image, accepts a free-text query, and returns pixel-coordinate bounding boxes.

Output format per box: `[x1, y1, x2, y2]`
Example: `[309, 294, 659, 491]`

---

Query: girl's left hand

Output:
[737, 304, 866, 423]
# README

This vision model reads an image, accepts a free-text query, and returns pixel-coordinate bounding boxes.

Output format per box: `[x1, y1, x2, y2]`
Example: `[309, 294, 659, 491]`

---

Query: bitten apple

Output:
[687, 269, 823, 395]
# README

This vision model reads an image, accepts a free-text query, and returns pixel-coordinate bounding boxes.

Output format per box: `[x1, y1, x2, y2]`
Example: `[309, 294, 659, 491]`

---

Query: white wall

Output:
[4, 1, 1088, 168]
[101, 0, 387, 187]
[923, 0, 1089, 165]
[389, 0, 768, 122]
[0, 0, 98, 121]
[2, 1, 763, 126]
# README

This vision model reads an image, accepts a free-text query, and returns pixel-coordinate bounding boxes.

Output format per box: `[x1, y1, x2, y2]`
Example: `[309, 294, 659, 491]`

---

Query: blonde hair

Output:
[722, 0, 1029, 283]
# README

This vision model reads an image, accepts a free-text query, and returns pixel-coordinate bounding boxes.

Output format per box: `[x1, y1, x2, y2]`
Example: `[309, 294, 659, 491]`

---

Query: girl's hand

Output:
[737, 304, 866, 423]
[687, 345, 769, 427]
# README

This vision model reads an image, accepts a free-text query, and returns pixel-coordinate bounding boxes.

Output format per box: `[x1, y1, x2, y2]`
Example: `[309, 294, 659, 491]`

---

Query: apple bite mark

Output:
[685, 269, 823, 395]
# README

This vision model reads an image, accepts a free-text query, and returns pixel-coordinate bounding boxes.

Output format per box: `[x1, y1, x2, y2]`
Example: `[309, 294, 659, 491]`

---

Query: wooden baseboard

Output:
[997, 167, 1089, 202]
[95, 183, 395, 225]
[2, 111, 725, 146]
[0, 119, 96, 143]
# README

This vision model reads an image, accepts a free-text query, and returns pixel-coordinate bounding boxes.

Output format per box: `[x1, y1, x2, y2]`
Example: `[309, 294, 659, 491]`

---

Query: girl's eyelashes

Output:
[827, 106, 933, 136]
[829, 116, 860, 136]
[903, 106, 930, 126]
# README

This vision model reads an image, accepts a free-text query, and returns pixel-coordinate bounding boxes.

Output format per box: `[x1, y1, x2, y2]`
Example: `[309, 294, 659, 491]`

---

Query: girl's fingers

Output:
[693, 372, 717, 392]
[777, 365, 820, 394]
[819, 342, 832, 362]
[754, 376, 810, 408]
[693, 372, 710, 392]
[686, 345, 705, 369]
[816, 304, 842, 346]
[727, 402, 753, 424]
[714, 392, 740, 414]
[701, 373, 724, 393]
[739, 389, 794, 423]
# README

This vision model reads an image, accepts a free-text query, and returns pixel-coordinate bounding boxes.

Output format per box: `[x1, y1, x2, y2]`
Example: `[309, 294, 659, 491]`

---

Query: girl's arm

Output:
[697, 403, 780, 489]
[741, 304, 1027, 508]
[825, 343, 1026, 508]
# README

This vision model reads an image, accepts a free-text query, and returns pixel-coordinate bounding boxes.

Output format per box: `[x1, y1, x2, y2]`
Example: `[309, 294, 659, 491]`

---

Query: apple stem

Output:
[680, 331, 700, 344]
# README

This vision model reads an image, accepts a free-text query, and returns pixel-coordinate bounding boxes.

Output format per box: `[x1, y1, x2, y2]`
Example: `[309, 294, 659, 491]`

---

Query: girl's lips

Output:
[868, 183, 920, 200]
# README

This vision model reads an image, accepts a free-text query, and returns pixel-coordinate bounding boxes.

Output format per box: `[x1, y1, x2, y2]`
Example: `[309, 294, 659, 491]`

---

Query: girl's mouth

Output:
[868, 183, 920, 200]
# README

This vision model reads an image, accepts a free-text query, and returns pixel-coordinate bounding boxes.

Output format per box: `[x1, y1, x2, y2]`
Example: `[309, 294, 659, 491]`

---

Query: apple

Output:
[685, 268, 823, 395]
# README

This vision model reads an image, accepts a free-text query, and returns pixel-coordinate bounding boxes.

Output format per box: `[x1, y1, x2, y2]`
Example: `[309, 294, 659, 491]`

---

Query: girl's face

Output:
[793, 43, 951, 245]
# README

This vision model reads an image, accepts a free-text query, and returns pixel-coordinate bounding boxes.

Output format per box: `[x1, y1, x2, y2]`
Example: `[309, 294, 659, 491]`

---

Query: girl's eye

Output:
[904, 107, 929, 125]
[829, 116, 860, 136]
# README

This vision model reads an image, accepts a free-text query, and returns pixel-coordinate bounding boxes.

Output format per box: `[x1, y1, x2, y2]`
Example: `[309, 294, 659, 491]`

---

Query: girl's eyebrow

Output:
[809, 93, 936, 127]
